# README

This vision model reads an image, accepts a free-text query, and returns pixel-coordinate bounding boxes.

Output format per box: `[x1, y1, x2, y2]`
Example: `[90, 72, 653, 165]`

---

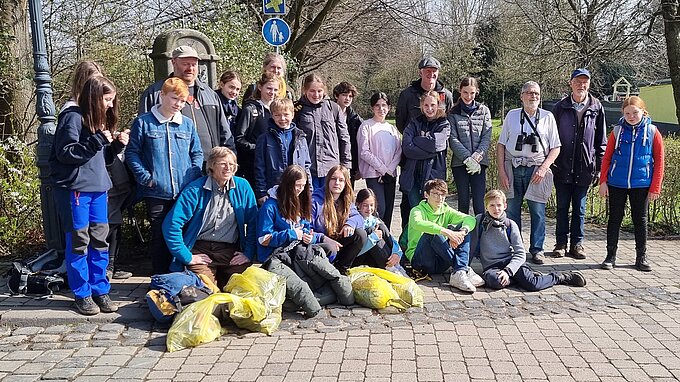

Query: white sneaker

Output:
[449, 270, 476, 293]
[467, 267, 485, 287]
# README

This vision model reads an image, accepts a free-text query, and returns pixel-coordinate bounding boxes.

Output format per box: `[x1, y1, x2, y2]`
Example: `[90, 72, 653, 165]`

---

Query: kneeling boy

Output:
[405, 179, 483, 293]
[471, 190, 586, 290]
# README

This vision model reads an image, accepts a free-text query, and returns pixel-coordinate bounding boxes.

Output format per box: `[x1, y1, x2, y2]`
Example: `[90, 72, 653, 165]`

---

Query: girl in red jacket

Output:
[599, 96, 664, 272]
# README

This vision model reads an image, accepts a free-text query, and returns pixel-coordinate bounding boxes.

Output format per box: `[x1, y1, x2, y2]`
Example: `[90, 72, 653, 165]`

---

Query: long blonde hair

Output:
[323, 165, 353, 238]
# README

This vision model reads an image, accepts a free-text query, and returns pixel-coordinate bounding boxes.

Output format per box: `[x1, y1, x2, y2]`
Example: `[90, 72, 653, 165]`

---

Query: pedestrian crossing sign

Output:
[263, 0, 285, 15]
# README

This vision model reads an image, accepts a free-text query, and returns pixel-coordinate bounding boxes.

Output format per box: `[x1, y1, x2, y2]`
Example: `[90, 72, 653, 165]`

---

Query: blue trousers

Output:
[483, 265, 558, 291]
[64, 191, 110, 299]
[555, 182, 588, 247]
[411, 233, 470, 274]
[452, 165, 487, 215]
[506, 165, 546, 255]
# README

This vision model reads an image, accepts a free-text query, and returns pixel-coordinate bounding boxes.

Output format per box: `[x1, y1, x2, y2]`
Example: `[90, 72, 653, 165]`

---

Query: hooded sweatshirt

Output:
[405, 200, 476, 260]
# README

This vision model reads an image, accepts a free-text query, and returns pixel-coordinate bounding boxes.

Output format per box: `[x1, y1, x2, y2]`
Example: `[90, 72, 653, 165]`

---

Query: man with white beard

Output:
[496, 81, 561, 265]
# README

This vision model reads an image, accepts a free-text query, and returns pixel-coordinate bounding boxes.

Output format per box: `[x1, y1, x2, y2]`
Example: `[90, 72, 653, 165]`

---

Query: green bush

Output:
[0, 137, 43, 255]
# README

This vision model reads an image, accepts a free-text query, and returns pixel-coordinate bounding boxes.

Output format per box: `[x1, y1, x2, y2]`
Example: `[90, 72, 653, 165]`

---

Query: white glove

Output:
[464, 157, 481, 174]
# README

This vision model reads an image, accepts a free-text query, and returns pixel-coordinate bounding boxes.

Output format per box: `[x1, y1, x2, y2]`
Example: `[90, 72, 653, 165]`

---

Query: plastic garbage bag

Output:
[347, 266, 424, 310]
[225, 266, 286, 335]
[166, 293, 234, 352]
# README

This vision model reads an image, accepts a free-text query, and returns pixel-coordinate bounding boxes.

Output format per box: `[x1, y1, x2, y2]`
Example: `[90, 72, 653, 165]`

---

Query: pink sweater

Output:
[357, 119, 402, 179]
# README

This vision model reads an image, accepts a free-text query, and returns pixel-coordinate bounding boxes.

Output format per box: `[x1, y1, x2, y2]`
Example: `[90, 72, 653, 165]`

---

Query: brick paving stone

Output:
[13, 362, 56, 374]
[0, 376, 41, 382]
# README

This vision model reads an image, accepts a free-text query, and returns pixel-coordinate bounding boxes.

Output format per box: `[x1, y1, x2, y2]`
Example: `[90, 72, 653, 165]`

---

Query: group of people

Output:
[48, 46, 664, 316]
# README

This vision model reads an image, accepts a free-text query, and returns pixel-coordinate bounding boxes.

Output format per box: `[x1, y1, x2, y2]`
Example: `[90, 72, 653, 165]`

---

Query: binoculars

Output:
[514, 132, 539, 153]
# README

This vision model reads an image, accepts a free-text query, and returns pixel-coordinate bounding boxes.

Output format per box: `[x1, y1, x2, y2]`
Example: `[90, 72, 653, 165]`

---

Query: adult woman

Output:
[311, 165, 366, 273]
[234, 72, 280, 186]
[358, 92, 401, 228]
[257, 165, 353, 316]
[448, 77, 493, 215]
[242, 52, 292, 103]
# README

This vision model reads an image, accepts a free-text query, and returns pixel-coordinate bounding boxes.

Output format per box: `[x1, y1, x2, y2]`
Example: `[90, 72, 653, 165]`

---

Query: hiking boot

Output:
[568, 244, 587, 259]
[112, 270, 133, 279]
[467, 267, 485, 287]
[75, 296, 100, 316]
[93, 294, 118, 313]
[558, 271, 587, 287]
[635, 253, 652, 272]
[450, 270, 476, 293]
[531, 251, 545, 265]
[601, 253, 616, 270]
[552, 243, 567, 258]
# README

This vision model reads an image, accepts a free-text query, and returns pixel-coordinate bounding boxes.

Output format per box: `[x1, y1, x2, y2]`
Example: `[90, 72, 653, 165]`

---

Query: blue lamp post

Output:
[28, 0, 63, 251]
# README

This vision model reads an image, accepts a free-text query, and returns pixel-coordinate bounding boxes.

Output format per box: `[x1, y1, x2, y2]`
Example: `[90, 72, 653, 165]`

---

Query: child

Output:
[354, 189, 407, 277]
[215, 70, 242, 138]
[49, 75, 119, 315]
[254, 98, 311, 206]
[294, 74, 351, 190]
[406, 179, 482, 293]
[332, 82, 363, 185]
[471, 190, 586, 290]
[399, 90, 451, 247]
[234, 72, 280, 187]
[126, 77, 204, 275]
[599, 96, 664, 272]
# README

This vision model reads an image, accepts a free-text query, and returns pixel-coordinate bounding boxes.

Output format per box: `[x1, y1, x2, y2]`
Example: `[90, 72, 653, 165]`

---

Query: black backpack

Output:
[6, 249, 66, 295]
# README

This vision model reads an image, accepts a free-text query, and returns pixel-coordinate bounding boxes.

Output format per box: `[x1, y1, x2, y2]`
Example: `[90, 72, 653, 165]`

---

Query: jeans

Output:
[366, 177, 397, 229]
[483, 265, 558, 291]
[146, 197, 176, 275]
[554, 182, 588, 247]
[399, 187, 425, 248]
[452, 165, 487, 215]
[506, 165, 545, 255]
[411, 233, 470, 274]
[607, 186, 649, 255]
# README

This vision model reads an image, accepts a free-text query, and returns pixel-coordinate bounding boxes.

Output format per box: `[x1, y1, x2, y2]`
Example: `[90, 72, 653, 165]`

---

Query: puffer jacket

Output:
[399, 114, 450, 193]
[448, 102, 493, 167]
[395, 79, 454, 132]
[551, 94, 607, 186]
[126, 108, 203, 200]
[138, 76, 235, 154]
[294, 97, 351, 178]
[253, 120, 311, 198]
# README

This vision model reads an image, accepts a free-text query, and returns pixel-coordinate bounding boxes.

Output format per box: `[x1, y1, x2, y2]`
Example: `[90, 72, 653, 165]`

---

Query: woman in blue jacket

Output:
[50, 75, 119, 316]
[126, 77, 203, 275]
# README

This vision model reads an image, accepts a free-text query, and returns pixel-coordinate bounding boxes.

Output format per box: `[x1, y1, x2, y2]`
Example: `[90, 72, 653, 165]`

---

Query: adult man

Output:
[395, 56, 454, 133]
[138, 45, 234, 158]
[163, 147, 257, 289]
[551, 68, 607, 260]
[497, 81, 561, 265]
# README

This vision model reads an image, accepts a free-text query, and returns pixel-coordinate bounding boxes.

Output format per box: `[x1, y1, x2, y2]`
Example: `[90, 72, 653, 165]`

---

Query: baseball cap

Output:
[418, 56, 441, 70]
[172, 45, 200, 59]
[571, 68, 591, 79]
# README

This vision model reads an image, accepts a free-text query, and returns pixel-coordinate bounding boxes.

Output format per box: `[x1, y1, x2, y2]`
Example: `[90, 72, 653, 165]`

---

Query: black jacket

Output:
[395, 79, 454, 133]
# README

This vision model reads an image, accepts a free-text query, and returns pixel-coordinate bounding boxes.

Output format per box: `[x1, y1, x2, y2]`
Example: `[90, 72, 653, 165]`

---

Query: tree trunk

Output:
[663, 0, 680, 127]
[0, 0, 34, 141]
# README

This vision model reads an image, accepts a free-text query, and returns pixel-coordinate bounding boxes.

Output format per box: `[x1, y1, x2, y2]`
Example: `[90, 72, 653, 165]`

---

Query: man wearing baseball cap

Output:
[550, 68, 607, 260]
[138, 45, 235, 160]
[395, 56, 454, 133]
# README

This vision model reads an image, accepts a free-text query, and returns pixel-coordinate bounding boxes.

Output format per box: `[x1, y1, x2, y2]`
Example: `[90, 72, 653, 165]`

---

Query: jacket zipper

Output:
[626, 128, 635, 189]
[166, 122, 175, 196]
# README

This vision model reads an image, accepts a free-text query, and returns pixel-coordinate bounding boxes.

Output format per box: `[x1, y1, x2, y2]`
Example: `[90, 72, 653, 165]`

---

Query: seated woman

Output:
[162, 147, 257, 289]
[257, 165, 353, 317]
[311, 165, 367, 274]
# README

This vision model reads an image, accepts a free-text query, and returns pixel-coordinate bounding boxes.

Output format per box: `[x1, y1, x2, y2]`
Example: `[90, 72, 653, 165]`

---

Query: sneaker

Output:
[467, 267, 485, 287]
[558, 271, 587, 287]
[531, 251, 545, 265]
[552, 243, 567, 258]
[106, 270, 113, 281]
[75, 296, 100, 316]
[449, 270, 476, 293]
[112, 270, 133, 279]
[93, 294, 118, 313]
[386, 265, 409, 278]
[568, 244, 587, 259]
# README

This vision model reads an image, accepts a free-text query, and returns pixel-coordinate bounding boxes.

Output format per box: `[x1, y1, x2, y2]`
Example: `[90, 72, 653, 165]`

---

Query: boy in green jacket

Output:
[406, 179, 483, 292]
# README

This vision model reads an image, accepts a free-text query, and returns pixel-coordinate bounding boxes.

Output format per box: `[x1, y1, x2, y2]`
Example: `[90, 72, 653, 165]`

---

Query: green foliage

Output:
[0, 137, 43, 255]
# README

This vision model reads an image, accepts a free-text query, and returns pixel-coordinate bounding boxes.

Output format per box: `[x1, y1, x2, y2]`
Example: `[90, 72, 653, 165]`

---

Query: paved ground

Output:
[1, 192, 679, 381]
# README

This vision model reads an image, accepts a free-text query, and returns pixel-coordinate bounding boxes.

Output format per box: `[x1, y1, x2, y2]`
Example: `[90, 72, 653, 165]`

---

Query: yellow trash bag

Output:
[349, 266, 424, 308]
[166, 293, 235, 352]
[225, 266, 286, 335]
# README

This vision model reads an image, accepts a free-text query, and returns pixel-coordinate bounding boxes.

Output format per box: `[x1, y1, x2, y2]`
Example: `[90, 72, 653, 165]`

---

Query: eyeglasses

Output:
[428, 191, 447, 199]
[523, 91, 540, 97]
[215, 162, 238, 169]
